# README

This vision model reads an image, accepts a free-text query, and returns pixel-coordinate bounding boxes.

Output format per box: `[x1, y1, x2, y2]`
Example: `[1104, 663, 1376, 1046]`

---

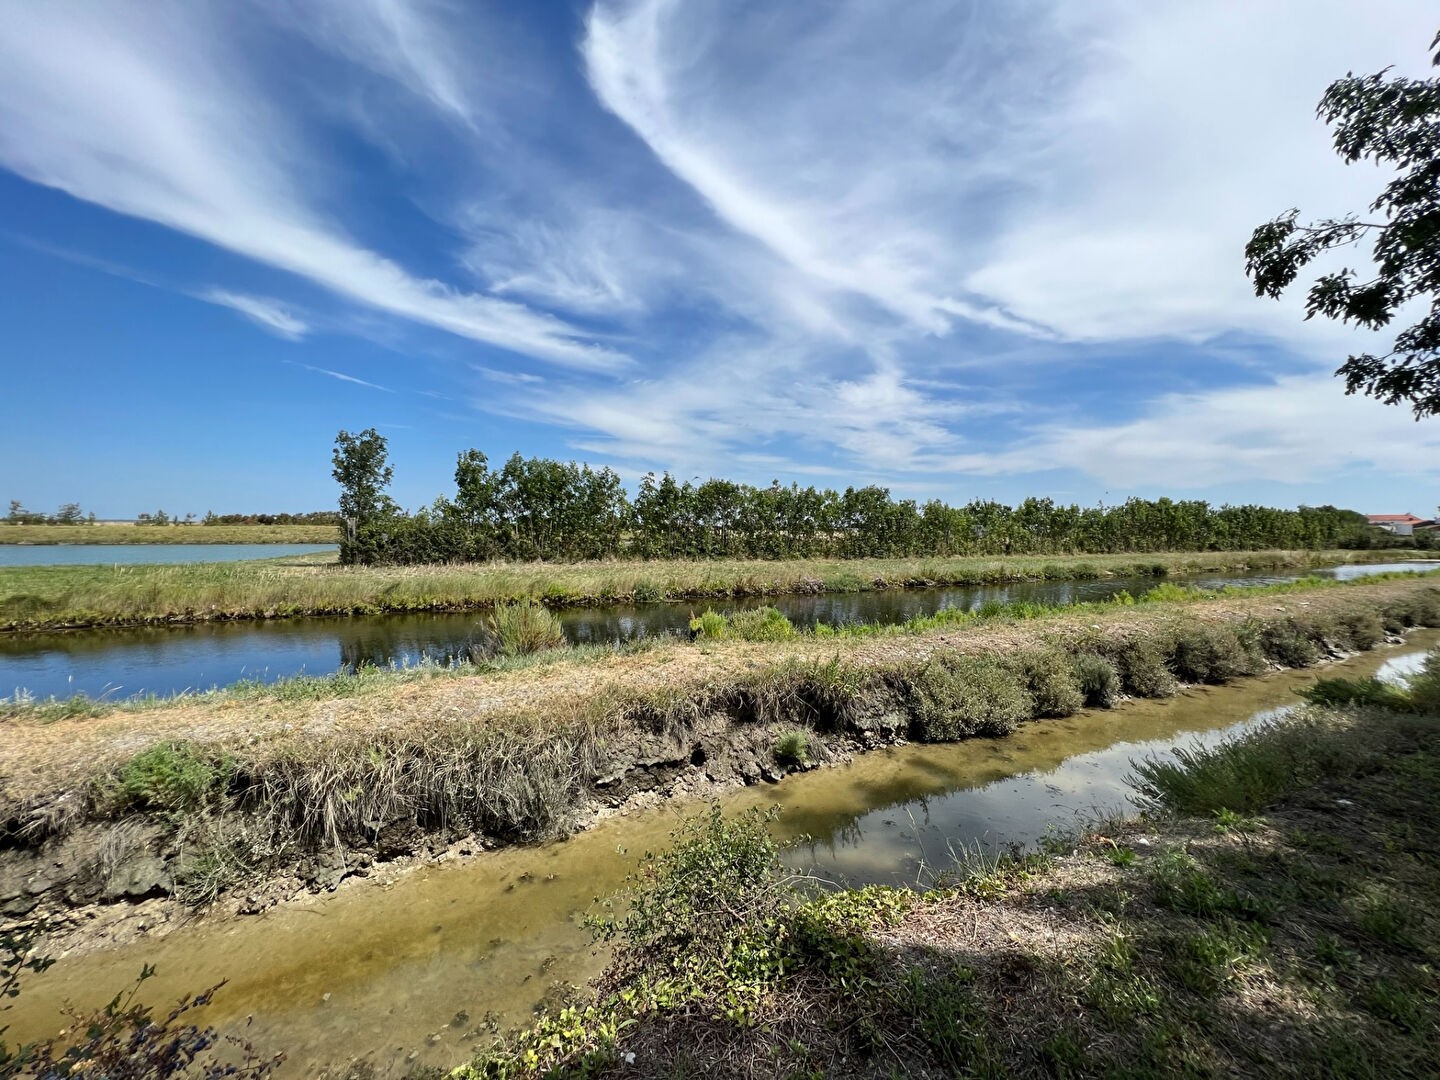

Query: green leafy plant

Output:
[772, 729, 810, 768]
[109, 740, 234, 815]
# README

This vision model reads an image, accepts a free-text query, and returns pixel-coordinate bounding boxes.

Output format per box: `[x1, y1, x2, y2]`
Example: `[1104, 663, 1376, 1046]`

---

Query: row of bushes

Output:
[466, 660, 1440, 1079]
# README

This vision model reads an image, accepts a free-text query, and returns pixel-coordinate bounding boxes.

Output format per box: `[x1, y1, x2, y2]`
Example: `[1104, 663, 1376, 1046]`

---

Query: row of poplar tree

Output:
[331, 429, 1378, 566]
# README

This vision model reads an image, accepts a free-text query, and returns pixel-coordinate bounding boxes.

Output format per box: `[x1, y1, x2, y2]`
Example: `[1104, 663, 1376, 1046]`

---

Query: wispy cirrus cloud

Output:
[286, 361, 393, 392]
[3, 0, 1436, 512]
[0, 2, 625, 371]
[201, 290, 310, 340]
[582, 0, 1052, 339]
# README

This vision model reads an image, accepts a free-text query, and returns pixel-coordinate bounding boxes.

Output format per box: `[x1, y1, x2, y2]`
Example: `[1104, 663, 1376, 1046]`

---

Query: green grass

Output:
[1129, 652, 1440, 822]
[0, 523, 338, 545]
[1, 549, 1422, 631]
[6, 572, 1438, 728]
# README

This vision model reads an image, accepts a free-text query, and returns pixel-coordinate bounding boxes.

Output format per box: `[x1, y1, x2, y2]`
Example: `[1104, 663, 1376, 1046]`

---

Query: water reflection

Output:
[0, 544, 337, 567]
[3, 561, 1435, 701]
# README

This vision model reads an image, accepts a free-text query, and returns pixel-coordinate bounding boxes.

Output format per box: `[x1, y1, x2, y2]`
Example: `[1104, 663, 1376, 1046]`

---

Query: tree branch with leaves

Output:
[1246, 30, 1440, 417]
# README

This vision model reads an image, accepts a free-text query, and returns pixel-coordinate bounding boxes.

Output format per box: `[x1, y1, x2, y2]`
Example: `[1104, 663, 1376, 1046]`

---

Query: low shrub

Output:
[632, 580, 664, 603]
[1169, 623, 1262, 684]
[904, 653, 1034, 740]
[1106, 635, 1178, 699]
[1071, 653, 1122, 708]
[1332, 609, 1386, 651]
[107, 740, 233, 815]
[589, 804, 785, 964]
[481, 600, 567, 656]
[1383, 589, 1440, 631]
[1012, 648, 1084, 718]
[1255, 617, 1322, 668]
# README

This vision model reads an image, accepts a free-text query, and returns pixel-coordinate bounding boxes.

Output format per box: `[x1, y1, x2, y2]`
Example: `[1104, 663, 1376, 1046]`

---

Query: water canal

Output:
[4, 561, 1435, 701]
[8, 631, 1436, 1076]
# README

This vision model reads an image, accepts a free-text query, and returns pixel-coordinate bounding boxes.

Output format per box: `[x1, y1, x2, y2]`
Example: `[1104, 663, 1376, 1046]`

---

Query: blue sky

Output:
[2, 0, 1438, 520]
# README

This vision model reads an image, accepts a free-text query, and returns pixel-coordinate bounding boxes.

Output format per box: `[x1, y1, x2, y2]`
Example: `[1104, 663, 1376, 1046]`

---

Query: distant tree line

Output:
[201, 511, 341, 526]
[4, 502, 339, 527]
[330, 429, 1396, 567]
[6, 501, 94, 525]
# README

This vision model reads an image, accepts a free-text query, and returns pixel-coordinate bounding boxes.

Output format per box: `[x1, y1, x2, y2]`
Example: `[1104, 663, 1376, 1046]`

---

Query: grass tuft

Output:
[479, 600, 567, 656]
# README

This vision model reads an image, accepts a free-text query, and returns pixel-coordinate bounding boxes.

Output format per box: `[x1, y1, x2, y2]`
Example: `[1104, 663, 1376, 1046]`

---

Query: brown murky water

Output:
[9, 630, 1438, 1075]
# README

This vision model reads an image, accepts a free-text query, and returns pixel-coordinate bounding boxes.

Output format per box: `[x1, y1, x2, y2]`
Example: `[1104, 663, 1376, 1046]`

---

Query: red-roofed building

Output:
[1368, 513, 1428, 536]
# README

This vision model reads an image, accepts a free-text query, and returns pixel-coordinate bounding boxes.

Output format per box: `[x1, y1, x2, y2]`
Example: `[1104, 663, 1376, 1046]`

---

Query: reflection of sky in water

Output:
[0, 544, 337, 567]
[1376, 650, 1428, 684]
[782, 644, 1435, 886]
[5, 561, 1435, 700]
[782, 714, 1291, 886]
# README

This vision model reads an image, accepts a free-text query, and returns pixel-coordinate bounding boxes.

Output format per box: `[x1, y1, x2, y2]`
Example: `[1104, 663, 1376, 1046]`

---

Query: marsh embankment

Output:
[7, 558, 1436, 702]
[2, 549, 1423, 632]
[1, 575, 1437, 939]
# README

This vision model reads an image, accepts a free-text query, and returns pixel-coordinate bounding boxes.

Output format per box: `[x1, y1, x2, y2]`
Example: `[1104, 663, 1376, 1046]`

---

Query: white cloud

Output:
[583, 0, 1049, 339]
[943, 375, 1440, 490]
[962, 0, 1439, 354]
[5, 0, 1437, 504]
[287, 361, 393, 392]
[0, 2, 626, 371]
[201, 290, 310, 340]
[268, 0, 478, 126]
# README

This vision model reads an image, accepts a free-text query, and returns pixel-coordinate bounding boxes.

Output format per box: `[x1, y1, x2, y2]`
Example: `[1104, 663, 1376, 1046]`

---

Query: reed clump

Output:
[689, 606, 796, 642]
[479, 600, 567, 657]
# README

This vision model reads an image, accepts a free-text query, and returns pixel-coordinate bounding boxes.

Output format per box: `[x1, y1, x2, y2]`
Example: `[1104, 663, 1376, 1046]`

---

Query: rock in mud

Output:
[101, 855, 172, 901]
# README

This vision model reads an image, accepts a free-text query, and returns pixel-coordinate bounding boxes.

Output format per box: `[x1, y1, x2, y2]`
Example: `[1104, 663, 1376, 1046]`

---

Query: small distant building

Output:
[1368, 513, 1427, 536]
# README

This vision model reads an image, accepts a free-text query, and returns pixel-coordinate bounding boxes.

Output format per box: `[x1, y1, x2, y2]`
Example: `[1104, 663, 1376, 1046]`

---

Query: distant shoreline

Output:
[0, 523, 340, 545]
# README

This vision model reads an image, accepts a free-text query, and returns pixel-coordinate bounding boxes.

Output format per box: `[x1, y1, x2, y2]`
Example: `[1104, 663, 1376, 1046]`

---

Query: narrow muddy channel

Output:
[8, 631, 1438, 1076]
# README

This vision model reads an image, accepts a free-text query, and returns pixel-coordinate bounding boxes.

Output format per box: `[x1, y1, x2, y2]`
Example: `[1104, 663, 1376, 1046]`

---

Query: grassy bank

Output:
[2, 576, 1438, 913]
[1, 548, 1423, 631]
[0, 523, 340, 546]
[9, 569, 1438, 724]
[464, 653, 1440, 1079]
